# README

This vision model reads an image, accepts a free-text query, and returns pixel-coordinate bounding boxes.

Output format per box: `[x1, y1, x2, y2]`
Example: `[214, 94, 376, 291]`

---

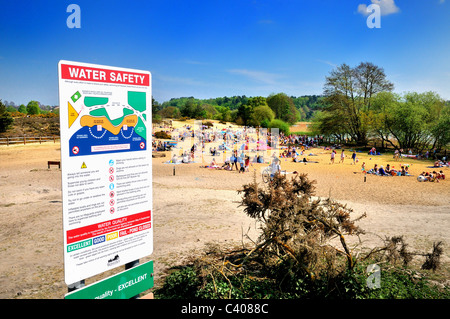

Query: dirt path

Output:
[0, 143, 448, 298]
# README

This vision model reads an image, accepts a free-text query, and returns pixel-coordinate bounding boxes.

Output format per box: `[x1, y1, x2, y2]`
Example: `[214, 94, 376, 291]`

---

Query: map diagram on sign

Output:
[68, 91, 147, 156]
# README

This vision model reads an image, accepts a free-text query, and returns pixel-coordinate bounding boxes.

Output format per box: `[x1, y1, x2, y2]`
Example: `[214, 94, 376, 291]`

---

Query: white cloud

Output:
[358, 0, 400, 16]
[227, 69, 284, 85]
[316, 59, 337, 68]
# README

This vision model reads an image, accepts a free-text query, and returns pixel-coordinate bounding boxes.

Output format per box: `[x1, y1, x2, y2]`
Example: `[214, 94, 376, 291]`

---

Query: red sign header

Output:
[60, 64, 150, 86]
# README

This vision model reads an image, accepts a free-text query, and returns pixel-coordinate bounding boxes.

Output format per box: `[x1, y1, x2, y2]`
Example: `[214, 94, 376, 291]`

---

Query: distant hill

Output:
[0, 114, 60, 137]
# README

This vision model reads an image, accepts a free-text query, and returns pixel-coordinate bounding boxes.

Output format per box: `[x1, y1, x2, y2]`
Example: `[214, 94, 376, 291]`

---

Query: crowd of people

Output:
[418, 170, 445, 182]
[154, 122, 448, 185]
[201, 150, 253, 173]
[362, 162, 412, 177]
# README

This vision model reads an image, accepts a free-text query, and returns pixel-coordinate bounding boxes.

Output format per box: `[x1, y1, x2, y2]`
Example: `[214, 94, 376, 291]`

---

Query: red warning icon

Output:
[72, 146, 79, 154]
[109, 191, 115, 198]
[110, 207, 115, 214]
[140, 142, 145, 149]
[109, 175, 114, 182]
[109, 199, 115, 206]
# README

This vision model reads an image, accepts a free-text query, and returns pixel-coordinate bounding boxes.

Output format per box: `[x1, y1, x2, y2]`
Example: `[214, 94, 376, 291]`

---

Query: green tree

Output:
[268, 119, 290, 135]
[159, 106, 181, 119]
[26, 100, 41, 115]
[371, 91, 446, 151]
[180, 99, 196, 118]
[18, 104, 27, 114]
[266, 93, 299, 125]
[322, 62, 393, 144]
[0, 99, 14, 133]
[250, 104, 275, 127]
[430, 104, 450, 150]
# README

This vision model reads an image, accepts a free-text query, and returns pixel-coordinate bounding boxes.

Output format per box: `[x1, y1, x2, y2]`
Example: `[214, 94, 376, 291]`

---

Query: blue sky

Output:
[0, 0, 449, 106]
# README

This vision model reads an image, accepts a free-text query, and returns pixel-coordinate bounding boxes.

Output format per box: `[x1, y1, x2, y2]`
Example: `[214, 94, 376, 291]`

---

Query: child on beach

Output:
[352, 151, 357, 165]
[339, 150, 345, 163]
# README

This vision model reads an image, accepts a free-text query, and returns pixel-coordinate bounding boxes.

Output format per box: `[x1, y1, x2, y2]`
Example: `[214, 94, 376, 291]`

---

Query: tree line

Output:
[310, 62, 449, 152]
[3, 61, 449, 151]
[152, 94, 326, 135]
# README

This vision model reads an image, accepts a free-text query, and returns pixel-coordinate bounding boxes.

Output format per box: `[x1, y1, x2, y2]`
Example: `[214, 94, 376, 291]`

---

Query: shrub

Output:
[268, 119, 290, 135]
[154, 173, 448, 299]
[154, 131, 172, 139]
[155, 266, 201, 299]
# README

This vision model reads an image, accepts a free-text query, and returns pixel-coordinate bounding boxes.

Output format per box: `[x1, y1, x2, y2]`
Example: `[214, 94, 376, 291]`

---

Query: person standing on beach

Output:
[339, 150, 345, 163]
[230, 150, 238, 171]
[351, 151, 357, 165]
[330, 150, 335, 164]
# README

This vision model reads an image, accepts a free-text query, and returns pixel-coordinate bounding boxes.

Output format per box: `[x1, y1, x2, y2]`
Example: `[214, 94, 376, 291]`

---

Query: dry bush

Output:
[238, 172, 366, 282]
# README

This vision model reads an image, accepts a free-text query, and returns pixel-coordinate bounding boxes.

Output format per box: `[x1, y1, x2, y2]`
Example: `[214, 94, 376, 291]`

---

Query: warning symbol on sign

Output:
[81, 162, 87, 169]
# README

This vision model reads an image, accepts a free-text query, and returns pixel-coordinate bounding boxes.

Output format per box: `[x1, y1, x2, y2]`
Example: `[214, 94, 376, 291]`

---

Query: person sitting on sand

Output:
[221, 161, 231, 171]
[210, 158, 219, 168]
[182, 153, 190, 163]
[433, 160, 443, 168]
[378, 165, 388, 176]
[385, 164, 391, 173]
[368, 164, 378, 175]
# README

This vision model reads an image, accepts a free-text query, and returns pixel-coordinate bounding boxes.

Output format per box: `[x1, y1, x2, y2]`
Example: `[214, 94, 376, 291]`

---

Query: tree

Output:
[250, 104, 275, 127]
[267, 93, 299, 125]
[18, 104, 27, 114]
[430, 104, 450, 150]
[26, 100, 41, 115]
[159, 106, 180, 119]
[0, 99, 14, 133]
[268, 119, 290, 135]
[180, 99, 196, 118]
[321, 62, 393, 144]
[6, 106, 16, 112]
[370, 91, 447, 151]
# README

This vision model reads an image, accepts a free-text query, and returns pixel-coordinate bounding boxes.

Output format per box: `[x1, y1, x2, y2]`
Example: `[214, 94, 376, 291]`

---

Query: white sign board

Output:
[58, 60, 152, 285]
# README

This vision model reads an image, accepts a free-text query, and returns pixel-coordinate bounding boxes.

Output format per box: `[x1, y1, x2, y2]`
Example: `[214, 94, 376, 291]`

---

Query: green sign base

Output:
[65, 260, 154, 299]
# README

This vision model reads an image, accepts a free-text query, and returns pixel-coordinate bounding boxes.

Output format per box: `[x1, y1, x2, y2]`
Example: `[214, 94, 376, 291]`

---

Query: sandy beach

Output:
[0, 136, 449, 298]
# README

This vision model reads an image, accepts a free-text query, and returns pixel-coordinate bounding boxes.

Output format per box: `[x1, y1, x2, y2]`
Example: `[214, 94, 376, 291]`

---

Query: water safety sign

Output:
[58, 60, 153, 285]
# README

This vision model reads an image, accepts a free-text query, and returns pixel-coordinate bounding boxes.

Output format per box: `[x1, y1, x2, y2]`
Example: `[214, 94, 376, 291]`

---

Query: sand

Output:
[0, 140, 449, 299]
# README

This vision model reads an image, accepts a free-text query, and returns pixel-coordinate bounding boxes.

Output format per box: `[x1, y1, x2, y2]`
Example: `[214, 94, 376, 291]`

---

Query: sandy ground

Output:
[0, 141, 449, 299]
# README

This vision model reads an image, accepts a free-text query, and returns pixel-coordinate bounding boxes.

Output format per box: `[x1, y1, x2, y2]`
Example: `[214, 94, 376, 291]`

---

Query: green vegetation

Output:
[0, 99, 14, 133]
[26, 100, 41, 115]
[313, 62, 449, 152]
[155, 173, 449, 299]
[152, 94, 326, 127]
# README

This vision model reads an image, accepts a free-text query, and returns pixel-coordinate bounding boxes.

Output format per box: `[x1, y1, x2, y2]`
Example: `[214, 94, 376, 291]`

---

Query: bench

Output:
[48, 161, 61, 169]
